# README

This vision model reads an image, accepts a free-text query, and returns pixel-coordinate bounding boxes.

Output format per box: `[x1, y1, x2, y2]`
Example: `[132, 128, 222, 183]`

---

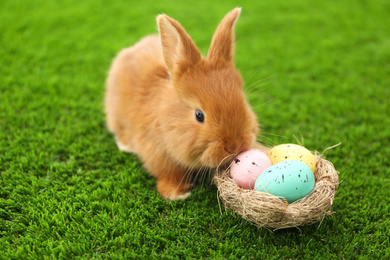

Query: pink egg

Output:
[230, 149, 272, 189]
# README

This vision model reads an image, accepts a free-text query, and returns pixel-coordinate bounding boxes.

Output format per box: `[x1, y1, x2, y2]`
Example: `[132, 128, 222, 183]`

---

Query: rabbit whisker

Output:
[256, 136, 277, 148]
[245, 63, 266, 86]
[246, 83, 272, 97]
[260, 131, 288, 138]
[245, 75, 276, 92]
[174, 154, 203, 196]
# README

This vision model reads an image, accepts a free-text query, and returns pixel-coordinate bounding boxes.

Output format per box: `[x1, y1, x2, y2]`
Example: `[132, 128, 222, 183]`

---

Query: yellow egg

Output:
[267, 144, 316, 173]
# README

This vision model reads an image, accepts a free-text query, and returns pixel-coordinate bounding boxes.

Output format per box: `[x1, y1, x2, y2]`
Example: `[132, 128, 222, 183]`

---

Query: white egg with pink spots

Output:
[230, 149, 272, 189]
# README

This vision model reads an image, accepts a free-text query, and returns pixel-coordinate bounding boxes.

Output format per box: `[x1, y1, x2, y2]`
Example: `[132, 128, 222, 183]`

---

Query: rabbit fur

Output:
[105, 8, 267, 200]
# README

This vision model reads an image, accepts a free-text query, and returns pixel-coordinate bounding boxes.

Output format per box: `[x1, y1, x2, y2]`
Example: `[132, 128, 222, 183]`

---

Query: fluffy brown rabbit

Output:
[105, 8, 267, 200]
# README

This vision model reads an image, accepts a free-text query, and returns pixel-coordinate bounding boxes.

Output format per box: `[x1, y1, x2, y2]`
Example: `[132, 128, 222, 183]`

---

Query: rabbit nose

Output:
[224, 147, 234, 155]
[224, 139, 251, 156]
[224, 143, 242, 155]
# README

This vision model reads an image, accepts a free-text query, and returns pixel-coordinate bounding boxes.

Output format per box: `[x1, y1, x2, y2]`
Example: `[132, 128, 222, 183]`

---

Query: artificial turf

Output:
[1, 0, 389, 258]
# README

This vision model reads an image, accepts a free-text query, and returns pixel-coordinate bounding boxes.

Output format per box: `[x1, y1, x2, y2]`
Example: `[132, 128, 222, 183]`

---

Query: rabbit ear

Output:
[157, 14, 201, 74]
[207, 8, 241, 63]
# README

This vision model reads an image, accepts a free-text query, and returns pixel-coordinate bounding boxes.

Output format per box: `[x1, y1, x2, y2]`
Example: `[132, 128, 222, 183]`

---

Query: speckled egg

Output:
[255, 160, 315, 203]
[230, 149, 272, 189]
[267, 144, 316, 173]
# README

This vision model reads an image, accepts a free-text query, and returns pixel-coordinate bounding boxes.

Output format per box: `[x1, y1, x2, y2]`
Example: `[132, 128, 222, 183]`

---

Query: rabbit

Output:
[105, 8, 268, 200]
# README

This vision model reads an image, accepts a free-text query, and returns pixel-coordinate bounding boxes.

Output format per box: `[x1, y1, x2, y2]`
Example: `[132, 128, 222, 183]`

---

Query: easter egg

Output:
[254, 160, 315, 203]
[230, 149, 272, 189]
[267, 144, 316, 173]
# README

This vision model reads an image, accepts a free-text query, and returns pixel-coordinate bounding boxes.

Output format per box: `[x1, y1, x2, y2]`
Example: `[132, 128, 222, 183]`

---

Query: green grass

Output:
[1, 0, 389, 258]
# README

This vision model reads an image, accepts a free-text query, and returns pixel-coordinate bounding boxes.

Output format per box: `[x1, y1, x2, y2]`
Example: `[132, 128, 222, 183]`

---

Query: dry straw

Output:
[213, 145, 340, 230]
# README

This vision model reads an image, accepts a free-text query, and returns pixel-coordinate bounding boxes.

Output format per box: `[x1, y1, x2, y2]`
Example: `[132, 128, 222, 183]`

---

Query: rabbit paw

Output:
[173, 191, 192, 200]
[115, 136, 134, 153]
[157, 178, 192, 201]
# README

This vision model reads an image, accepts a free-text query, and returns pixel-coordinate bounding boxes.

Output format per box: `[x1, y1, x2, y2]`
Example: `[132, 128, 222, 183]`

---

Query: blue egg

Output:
[254, 160, 315, 203]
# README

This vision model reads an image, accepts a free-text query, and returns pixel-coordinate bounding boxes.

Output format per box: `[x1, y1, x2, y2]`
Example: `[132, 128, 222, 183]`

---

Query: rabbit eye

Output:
[195, 109, 205, 123]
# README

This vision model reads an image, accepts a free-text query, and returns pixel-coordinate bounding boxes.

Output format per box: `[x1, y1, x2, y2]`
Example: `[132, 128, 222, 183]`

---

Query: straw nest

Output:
[213, 156, 339, 229]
